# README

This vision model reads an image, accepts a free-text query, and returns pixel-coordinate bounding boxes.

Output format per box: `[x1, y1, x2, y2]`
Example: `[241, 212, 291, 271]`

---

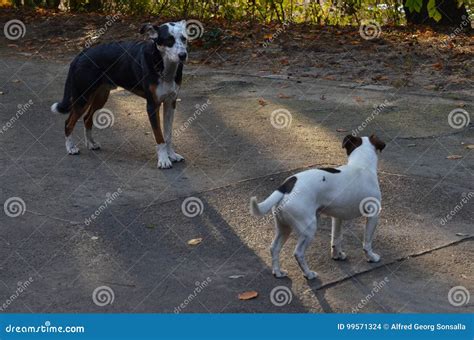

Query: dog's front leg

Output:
[163, 100, 184, 163]
[146, 100, 172, 169]
[363, 216, 381, 262]
[331, 217, 347, 260]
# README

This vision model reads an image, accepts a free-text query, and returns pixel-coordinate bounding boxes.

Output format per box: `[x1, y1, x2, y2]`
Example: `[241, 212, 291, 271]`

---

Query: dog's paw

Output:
[365, 251, 381, 263]
[157, 143, 173, 169]
[331, 250, 347, 261]
[157, 157, 173, 169]
[67, 146, 80, 155]
[272, 270, 288, 278]
[169, 151, 184, 163]
[85, 140, 101, 150]
[304, 271, 318, 280]
[66, 137, 80, 155]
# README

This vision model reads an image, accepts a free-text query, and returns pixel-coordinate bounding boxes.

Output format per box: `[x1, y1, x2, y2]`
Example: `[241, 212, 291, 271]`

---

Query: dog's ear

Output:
[140, 23, 159, 39]
[342, 134, 363, 156]
[369, 134, 386, 152]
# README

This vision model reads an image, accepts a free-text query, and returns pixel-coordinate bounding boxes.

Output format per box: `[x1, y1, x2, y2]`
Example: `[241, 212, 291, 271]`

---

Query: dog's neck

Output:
[347, 144, 378, 175]
[161, 58, 180, 83]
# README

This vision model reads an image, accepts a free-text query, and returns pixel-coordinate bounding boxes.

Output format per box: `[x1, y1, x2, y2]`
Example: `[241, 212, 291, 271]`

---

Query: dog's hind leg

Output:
[271, 216, 292, 278]
[331, 217, 347, 260]
[293, 217, 318, 280]
[65, 104, 88, 155]
[163, 100, 184, 162]
[83, 86, 110, 150]
[363, 216, 381, 262]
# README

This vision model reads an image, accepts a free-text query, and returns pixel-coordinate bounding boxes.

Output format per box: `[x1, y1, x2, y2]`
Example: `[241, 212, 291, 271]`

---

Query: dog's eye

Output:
[181, 36, 187, 43]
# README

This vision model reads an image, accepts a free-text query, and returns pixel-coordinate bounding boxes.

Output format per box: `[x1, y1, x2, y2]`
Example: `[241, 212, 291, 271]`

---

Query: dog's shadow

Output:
[304, 277, 335, 313]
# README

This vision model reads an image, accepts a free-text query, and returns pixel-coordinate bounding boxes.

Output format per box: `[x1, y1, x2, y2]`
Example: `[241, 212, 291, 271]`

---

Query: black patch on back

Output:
[319, 167, 341, 174]
[277, 176, 297, 194]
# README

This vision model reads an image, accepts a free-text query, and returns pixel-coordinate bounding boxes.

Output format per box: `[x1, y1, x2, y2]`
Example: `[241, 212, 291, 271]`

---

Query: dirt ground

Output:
[0, 10, 473, 313]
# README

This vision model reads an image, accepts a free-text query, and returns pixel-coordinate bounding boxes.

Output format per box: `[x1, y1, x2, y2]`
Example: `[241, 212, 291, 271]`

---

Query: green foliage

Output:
[8, 0, 473, 25]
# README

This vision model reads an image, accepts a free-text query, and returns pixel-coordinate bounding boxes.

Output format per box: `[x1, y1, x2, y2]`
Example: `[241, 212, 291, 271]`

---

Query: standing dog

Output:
[250, 135, 386, 279]
[51, 20, 188, 169]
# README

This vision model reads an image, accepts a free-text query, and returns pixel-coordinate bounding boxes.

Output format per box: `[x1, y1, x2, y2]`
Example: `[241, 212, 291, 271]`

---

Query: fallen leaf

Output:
[432, 62, 443, 70]
[145, 224, 155, 229]
[238, 291, 258, 300]
[323, 75, 336, 80]
[407, 143, 416, 147]
[277, 93, 292, 99]
[91, 236, 99, 240]
[354, 96, 364, 103]
[187, 238, 203, 246]
[280, 58, 289, 66]
[455, 233, 469, 237]
[336, 128, 348, 132]
[12, 79, 20, 83]
[258, 98, 267, 106]
[465, 145, 474, 149]
[372, 75, 389, 81]
[446, 155, 462, 160]
[229, 275, 245, 279]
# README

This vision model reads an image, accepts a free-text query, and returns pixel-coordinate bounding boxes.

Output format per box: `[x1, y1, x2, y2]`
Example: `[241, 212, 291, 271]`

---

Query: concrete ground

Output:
[0, 53, 472, 313]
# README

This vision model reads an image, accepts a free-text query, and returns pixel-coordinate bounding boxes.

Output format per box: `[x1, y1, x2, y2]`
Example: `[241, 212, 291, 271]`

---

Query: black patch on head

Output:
[277, 176, 297, 194]
[342, 135, 363, 156]
[319, 167, 341, 174]
[155, 25, 175, 47]
[169, 22, 175, 26]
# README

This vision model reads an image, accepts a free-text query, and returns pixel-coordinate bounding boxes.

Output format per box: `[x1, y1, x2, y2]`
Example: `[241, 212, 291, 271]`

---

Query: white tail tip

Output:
[51, 102, 60, 114]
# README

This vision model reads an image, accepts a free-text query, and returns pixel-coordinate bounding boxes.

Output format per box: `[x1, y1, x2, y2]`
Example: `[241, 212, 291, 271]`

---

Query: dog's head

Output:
[342, 134, 385, 156]
[141, 21, 188, 63]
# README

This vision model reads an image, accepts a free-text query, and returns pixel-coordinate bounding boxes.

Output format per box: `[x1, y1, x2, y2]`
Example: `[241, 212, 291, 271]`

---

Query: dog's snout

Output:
[178, 52, 187, 61]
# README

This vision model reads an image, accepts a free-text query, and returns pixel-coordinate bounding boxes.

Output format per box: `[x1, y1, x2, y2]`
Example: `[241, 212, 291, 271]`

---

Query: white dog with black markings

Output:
[250, 134, 386, 280]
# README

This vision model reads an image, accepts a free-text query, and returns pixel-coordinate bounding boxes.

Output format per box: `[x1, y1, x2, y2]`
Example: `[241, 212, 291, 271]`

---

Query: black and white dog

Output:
[51, 20, 188, 169]
[250, 135, 386, 279]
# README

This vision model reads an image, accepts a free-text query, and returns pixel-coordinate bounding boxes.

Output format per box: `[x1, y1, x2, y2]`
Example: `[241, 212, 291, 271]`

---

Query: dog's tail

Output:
[51, 60, 76, 114]
[249, 191, 284, 217]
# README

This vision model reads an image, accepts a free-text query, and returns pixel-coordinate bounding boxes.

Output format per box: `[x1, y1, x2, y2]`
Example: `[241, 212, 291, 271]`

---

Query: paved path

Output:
[0, 55, 472, 313]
